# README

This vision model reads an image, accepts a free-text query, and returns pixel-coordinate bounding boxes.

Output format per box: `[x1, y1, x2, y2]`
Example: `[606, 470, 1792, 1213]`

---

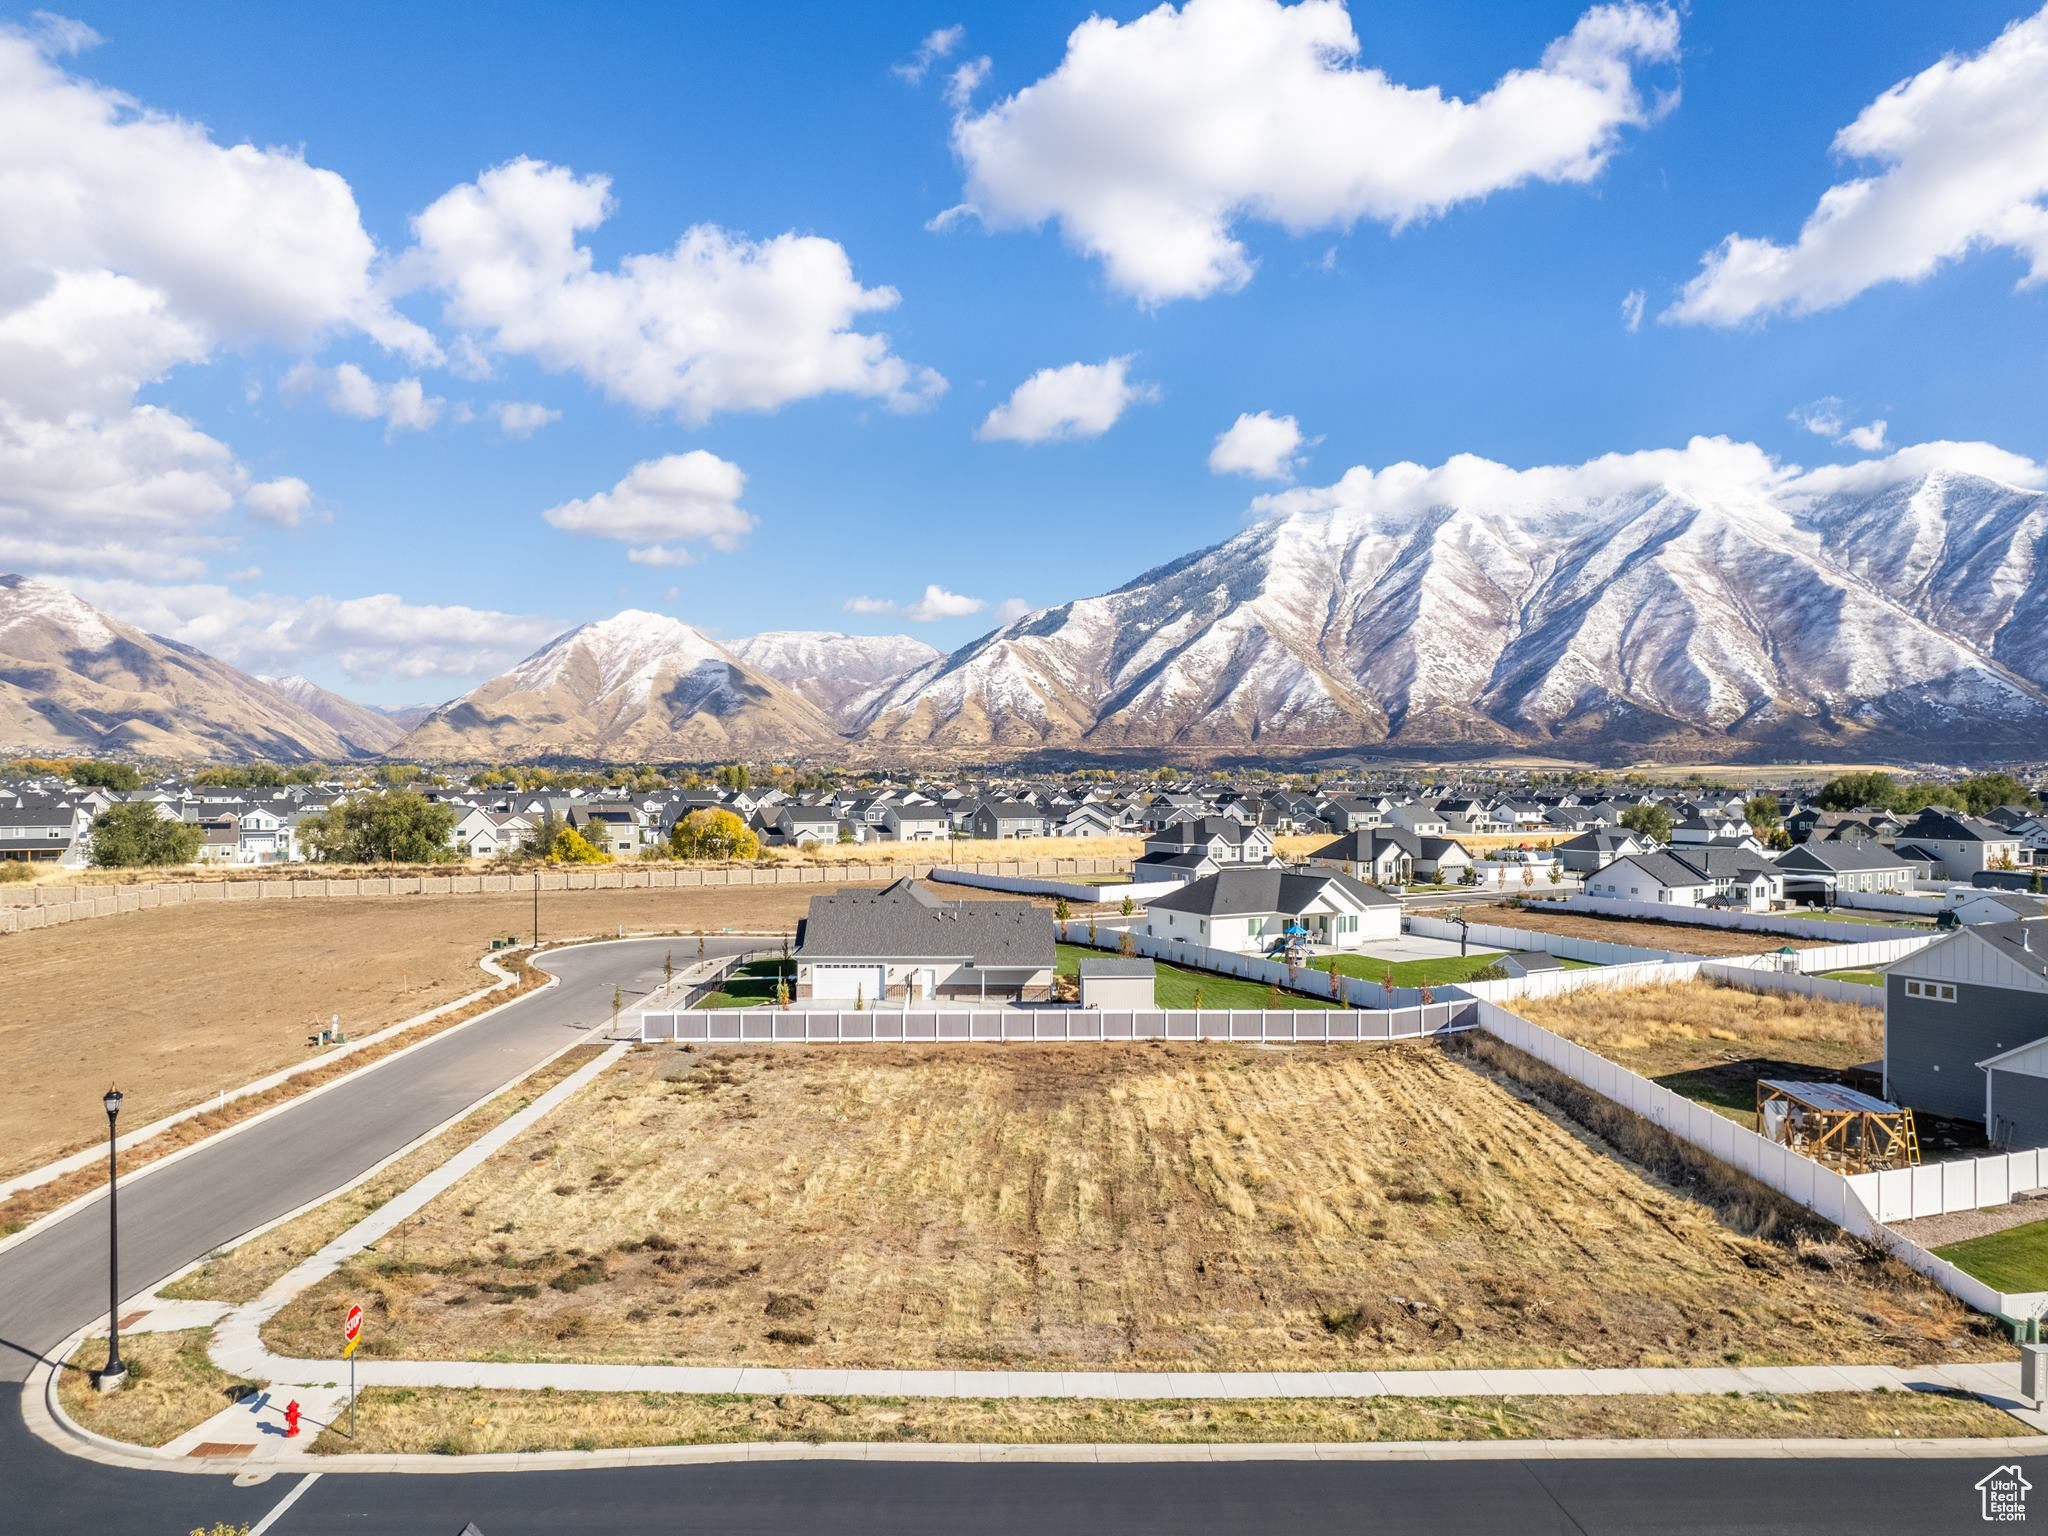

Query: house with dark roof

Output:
[792, 878, 1054, 1003]
[1141, 867, 1399, 954]
[1893, 810, 2024, 879]
[1883, 918, 2048, 1137]
[1585, 851, 1717, 907]
[1553, 828, 1648, 875]
[1773, 839, 1916, 900]
[1306, 829, 1413, 886]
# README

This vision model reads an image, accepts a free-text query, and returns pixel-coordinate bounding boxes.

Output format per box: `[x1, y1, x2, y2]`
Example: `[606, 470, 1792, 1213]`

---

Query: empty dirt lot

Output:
[1467, 902, 1829, 957]
[0, 882, 1003, 1180]
[264, 1041, 1999, 1374]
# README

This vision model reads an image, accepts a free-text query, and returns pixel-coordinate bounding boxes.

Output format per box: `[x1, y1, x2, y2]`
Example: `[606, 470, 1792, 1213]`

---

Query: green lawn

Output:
[694, 956, 795, 1009]
[1935, 1219, 2048, 1294]
[1820, 969, 1883, 987]
[1780, 910, 1924, 930]
[1326, 950, 1596, 986]
[1054, 943, 1338, 1010]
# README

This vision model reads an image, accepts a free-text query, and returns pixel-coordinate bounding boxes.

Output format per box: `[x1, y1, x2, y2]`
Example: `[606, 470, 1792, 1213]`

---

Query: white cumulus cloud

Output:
[541, 451, 753, 566]
[946, 0, 1680, 303]
[978, 355, 1157, 443]
[244, 476, 313, 528]
[1208, 410, 1309, 481]
[492, 400, 560, 438]
[400, 158, 944, 423]
[1668, 6, 2048, 326]
[1790, 396, 1889, 453]
[53, 575, 563, 682]
[285, 362, 444, 436]
[893, 24, 964, 84]
[843, 585, 994, 622]
[1620, 287, 1646, 331]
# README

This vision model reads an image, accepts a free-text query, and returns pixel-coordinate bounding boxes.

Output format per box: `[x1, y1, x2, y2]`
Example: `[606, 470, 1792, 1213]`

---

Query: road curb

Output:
[0, 951, 537, 1260]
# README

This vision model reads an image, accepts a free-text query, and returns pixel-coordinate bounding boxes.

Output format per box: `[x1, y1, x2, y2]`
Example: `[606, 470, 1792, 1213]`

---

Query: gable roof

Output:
[794, 878, 1053, 968]
[1146, 866, 1397, 919]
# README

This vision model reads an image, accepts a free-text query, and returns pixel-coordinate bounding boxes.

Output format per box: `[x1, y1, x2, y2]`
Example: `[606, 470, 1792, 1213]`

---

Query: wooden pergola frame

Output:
[1756, 1081, 1918, 1173]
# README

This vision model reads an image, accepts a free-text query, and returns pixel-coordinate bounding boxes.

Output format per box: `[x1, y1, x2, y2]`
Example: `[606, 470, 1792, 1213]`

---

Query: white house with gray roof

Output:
[793, 878, 1055, 1003]
[1142, 867, 1399, 954]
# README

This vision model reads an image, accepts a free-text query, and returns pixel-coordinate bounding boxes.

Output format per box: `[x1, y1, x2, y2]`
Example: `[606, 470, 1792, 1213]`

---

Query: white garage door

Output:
[812, 964, 886, 1001]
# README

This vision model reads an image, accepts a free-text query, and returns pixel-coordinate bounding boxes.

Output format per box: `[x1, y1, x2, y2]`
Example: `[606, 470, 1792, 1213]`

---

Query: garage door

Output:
[812, 964, 886, 1001]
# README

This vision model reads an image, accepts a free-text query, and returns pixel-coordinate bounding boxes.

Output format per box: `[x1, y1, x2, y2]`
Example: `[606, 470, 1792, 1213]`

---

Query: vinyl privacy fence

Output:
[638, 1002, 1475, 1044]
[1562, 893, 1934, 945]
[1473, 998, 2048, 1322]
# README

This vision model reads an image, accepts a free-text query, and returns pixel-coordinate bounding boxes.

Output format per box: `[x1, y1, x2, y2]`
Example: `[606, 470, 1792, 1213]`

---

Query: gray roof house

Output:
[793, 879, 1055, 1003]
[1883, 918, 2048, 1138]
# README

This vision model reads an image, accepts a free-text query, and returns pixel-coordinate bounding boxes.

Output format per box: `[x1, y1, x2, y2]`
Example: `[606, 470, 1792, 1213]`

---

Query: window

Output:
[1903, 979, 1956, 1003]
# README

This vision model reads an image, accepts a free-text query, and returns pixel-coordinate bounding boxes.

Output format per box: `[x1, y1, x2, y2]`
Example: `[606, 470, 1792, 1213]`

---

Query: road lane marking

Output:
[249, 1471, 321, 1535]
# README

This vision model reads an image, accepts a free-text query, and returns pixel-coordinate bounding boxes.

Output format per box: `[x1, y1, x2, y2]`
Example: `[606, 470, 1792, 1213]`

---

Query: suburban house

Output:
[1894, 810, 2024, 879]
[568, 802, 642, 858]
[1057, 803, 1119, 838]
[792, 878, 1055, 1003]
[970, 801, 1050, 840]
[454, 808, 533, 859]
[1585, 851, 1717, 908]
[1882, 919, 2048, 1139]
[768, 804, 842, 847]
[1306, 829, 1413, 886]
[1134, 817, 1275, 881]
[1389, 803, 1448, 836]
[1947, 889, 2048, 927]
[1553, 828, 1648, 875]
[0, 805, 87, 864]
[881, 803, 950, 842]
[1773, 840, 1917, 902]
[1141, 867, 1401, 954]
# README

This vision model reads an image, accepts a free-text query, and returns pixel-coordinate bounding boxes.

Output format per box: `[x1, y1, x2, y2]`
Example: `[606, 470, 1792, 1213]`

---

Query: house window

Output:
[1903, 979, 1956, 1003]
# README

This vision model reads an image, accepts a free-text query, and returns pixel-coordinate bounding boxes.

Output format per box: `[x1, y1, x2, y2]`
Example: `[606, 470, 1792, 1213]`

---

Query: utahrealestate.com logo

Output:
[1979, 1465, 2031, 1522]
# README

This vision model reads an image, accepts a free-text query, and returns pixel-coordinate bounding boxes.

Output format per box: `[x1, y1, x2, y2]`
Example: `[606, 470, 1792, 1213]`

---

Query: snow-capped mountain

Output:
[0, 575, 355, 760]
[398, 610, 837, 761]
[728, 631, 942, 723]
[261, 674, 407, 755]
[856, 465, 2048, 756]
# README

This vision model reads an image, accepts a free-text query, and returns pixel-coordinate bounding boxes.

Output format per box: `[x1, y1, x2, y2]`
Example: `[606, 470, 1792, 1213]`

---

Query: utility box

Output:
[2022, 1343, 2048, 1407]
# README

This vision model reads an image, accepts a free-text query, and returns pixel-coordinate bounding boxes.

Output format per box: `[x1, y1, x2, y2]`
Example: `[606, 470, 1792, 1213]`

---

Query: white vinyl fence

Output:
[1403, 912, 1684, 965]
[1830, 889, 1948, 916]
[1475, 998, 2048, 1322]
[1699, 962, 1882, 1007]
[1562, 894, 1930, 944]
[637, 1002, 1474, 1045]
[1453, 957, 1710, 1005]
[1055, 920, 1435, 1008]
[1781, 933, 1941, 974]
[1851, 1148, 2048, 1225]
[931, 868, 1186, 906]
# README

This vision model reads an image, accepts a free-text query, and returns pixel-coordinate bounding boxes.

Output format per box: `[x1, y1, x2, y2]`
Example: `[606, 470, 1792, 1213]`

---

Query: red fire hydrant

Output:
[284, 1399, 301, 1438]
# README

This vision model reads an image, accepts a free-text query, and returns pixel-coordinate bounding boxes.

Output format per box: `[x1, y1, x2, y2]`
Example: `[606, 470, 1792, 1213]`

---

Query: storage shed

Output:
[1078, 956, 1155, 1010]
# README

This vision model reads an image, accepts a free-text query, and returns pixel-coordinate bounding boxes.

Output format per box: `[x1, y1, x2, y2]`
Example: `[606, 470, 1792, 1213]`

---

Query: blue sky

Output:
[6, 1, 2046, 702]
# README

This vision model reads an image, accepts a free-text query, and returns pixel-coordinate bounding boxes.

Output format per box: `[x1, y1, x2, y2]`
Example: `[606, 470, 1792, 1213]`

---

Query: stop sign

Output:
[344, 1303, 363, 1343]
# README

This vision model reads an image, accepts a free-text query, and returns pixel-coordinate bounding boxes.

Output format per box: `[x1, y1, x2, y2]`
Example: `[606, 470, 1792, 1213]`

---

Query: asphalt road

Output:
[1, 929, 2039, 1534]
[0, 934, 750, 1385]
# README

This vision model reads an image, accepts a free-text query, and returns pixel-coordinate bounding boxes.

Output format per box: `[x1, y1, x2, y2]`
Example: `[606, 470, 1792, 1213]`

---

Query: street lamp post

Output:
[99, 1087, 125, 1393]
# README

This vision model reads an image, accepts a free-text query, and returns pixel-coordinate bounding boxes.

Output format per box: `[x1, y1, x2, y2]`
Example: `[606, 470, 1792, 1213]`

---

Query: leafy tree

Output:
[548, 825, 611, 864]
[1956, 774, 2039, 816]
[298, 792, 457, 863]
[373, 763, 419, 787]
[68, 760, 143, 790]
[1619, 802, 1672, 844]
[1119, 894, 1136, 918]
[1743, 795, 1781, 835]
[1812, 771, 1898, 811]
[88, 803, 202, 867]
[669, 809, 761, 861]
[714, 763, 750, 791]
[1052, 895, 1070, 923]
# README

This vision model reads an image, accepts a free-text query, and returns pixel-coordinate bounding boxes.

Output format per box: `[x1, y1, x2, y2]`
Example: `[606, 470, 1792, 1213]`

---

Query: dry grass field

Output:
[263, 1042, 1997, 1374]
[162, 1045, 609, 1305]
[314, 1384, 2015, 1454]
[0, 882, 958, 1180]
[1464, 901, 1828, 957]
[1513, 980, 1882, 1119]
[59, 1330, 255, 1448]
